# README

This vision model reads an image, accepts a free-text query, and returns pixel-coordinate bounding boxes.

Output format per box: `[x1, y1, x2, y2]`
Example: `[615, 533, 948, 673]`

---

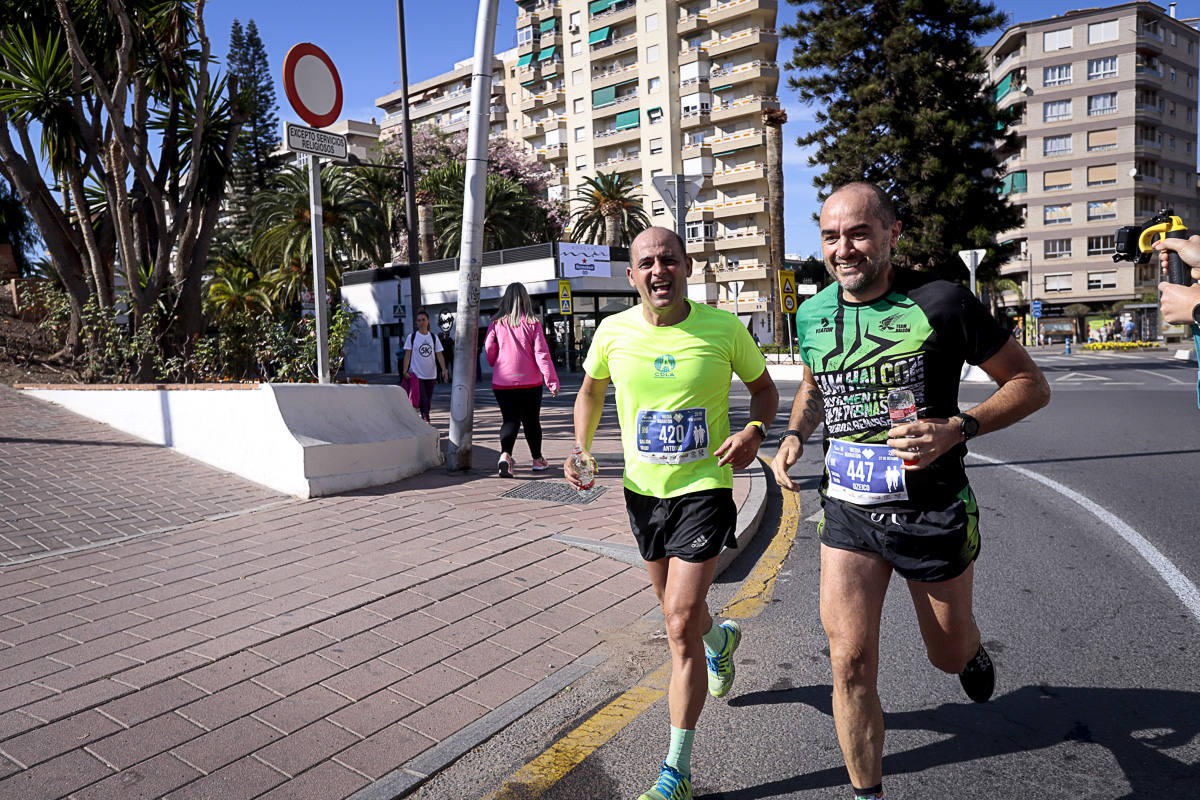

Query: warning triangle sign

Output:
[560, 285, 571, 299]
[782, 277, 795, 294]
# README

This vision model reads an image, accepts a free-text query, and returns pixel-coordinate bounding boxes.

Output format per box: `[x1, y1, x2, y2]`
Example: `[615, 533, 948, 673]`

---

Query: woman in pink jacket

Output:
[484, 283, 560, 477]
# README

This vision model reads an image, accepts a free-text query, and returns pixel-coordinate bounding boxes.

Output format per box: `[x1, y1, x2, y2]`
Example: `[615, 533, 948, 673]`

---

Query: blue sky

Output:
[204, 0, 1148, 257]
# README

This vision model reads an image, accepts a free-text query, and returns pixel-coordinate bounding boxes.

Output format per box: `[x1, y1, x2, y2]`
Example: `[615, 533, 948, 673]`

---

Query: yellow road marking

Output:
[483, 458, 802, 799]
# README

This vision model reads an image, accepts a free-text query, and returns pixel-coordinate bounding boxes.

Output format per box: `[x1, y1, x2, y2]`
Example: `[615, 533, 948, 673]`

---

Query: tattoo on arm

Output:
[801, 392, 823, 431]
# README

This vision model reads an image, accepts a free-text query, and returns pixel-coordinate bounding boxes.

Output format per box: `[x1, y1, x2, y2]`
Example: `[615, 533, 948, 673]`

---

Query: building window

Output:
[575, 155, 586, 170]
[575, 126, 586, 141]
[1044, 204, 1072, 225]
[1043, 134, 1072, 156]
[1087, 92, 1117, 116]
[1087, 57, 1117, 80]
[1170, 135, 1176, 150]
[572, 68, 583, 86]
[1170, 31, 1178, 46]
[1043, 99, 1072, 122]
[1087, 235, 1116, 255]
[1044, 240, 1072, 261]
[1087, 128, 1118, 151]
[1189, 73, 1195, 89]
[1044, 272, 1072, 292]
[1087, 270, 1118, 289]
[648, 76, 661, 93]
[1044, 168, 1072, 191]
[1087, 164, 1117, 186]
[1043, 28, 1073, 51]
[1189, 106, 1194, 122]
[573, 98, 583, 113]
[571, 40, 582, 56]
[645, 13, 658, 32]
[1087, 199, 1117, 221]
[650, 137, 663, 154]
[646, 44, 659, 63]
[570, 11, 580, 28]
[648, 107, 663, 123]
[1043, 64, 1072, 86]
[651, 200, 664, 216]
[517, 26, 534, 45]
[1170, 67, 1176, 82]
[1087, 19, 1118, 43]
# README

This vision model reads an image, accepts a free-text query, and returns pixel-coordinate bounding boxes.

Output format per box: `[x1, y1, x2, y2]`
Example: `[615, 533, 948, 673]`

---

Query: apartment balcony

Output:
[708, 128, 764, 153]
[713, 264, 769, 282]
[678, 46, 709, 67]
[1136, 101, 1163, 118]
[713, 162, 765, 186]
[591, 63, 640, 90]
[517, 120, 540, 138]
[709, 60, 778, 88]
[592, 91, 639, 119]
[715, 230, 768, 249]
[710, 95, 778, 123]
[594, 125, 641, 147]
[680, 110, 711, 130]
[537, 30, 563, 51]
[686, 236, 716, 257]
[706, 28, 778, 58]
[682, 141, 713, 160]
[679, 76, 710, 93]
[716, 297, 768, 314]
[534, 142, 568, 163]
[677, 12, 707, 36]
[515, 62, 541, 85]
[545, 171, 570, 188]
[1136, 137, 1163, 153]
[713, 198, 767, 218]
[686, 207, 715, 222]
[521, 89, 564, 113]
[707, 0, 777, 26]
[596, 154, 641, 173]
[591, 31, 638, 58]
[538, 115, 567, 132]
[589, 0, 637, 30]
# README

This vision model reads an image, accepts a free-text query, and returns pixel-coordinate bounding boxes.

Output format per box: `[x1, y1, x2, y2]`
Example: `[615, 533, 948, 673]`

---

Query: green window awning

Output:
[537, 46, 557, 61]
[520, 77, 539, 87]
[589, 26, 612, 45]
[711, 84, 733, 92]
[714, 145, 755, 157]
[615, 109, 640, 130]
[539, 18, 557, 33]
[592, 85, 617, 107]
[994, 71, 1015, 102]
[517, 52, 534, 67]
[999, 170, 1028, 195]
[589, 0, 616, 14]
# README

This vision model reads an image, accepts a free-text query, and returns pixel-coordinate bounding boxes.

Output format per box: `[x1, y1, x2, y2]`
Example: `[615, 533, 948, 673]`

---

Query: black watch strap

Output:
[777, 429, 804, 445]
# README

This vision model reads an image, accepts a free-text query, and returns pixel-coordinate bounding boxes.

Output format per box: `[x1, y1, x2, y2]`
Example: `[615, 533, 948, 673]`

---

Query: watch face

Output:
[962, 415, 980, 437]
[1192, 302, 1200, 326]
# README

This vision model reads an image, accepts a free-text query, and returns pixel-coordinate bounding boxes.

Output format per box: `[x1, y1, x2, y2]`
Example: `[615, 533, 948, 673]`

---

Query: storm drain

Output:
[499, 480, 609, 505]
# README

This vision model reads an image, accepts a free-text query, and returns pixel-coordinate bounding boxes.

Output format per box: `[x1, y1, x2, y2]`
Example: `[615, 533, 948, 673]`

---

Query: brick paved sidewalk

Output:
[0, 380, 761, 799]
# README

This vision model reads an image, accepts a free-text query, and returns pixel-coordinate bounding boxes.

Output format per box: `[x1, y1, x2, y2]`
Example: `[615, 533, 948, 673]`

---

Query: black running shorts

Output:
[624, 487, 737, 563]
[818, 485, 981, 582]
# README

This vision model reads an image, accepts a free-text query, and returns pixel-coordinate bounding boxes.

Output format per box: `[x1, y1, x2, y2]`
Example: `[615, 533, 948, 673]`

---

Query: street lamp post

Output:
[1027, 246, 1037, 347]
[395, 0, 421, 327]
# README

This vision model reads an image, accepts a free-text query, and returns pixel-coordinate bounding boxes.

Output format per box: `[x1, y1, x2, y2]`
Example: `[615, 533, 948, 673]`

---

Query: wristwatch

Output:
[777, 429, 804, 445]
[1191, 301, 1200, 326]
[746, 421, 768, 440]
[957, 413, 980, 441]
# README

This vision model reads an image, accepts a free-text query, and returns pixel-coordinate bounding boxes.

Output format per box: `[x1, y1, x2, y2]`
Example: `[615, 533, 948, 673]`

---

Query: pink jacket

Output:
[484, 318, 560, 392]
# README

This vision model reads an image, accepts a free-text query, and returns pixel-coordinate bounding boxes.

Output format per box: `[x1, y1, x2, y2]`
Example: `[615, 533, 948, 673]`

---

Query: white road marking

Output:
[1138, 368, 1189, 385]
[1055, 371, 1109, 382]
[970, 452, 1200, 624]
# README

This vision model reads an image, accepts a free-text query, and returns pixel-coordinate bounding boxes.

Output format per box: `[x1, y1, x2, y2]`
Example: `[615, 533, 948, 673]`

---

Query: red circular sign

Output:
[282, 43, 343, 128]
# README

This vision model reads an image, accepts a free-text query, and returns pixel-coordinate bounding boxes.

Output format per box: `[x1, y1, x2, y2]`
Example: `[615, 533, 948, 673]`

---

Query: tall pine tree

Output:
[783, 0, 1023, 279]
[226, 19, 281, 245]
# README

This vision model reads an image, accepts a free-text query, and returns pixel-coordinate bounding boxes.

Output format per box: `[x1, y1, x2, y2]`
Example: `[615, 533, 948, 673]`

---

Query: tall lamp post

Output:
[395, 0, 421, 327]
[1027, 245, 1037, 347]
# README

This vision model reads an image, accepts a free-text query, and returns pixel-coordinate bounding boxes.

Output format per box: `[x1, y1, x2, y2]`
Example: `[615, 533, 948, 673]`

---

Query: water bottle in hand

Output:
[886, 389, 918, 424]
[570, 446, 595, 491]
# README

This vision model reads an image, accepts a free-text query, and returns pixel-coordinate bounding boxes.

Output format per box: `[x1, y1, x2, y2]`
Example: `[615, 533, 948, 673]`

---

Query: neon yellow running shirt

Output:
[583, 300, 766, 498]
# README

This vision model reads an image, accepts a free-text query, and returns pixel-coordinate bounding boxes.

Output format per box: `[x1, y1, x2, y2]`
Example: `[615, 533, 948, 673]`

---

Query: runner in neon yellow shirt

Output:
[565, 227, 778, 800]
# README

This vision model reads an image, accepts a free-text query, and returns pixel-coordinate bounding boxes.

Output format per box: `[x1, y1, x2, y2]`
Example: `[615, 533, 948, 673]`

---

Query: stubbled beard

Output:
[827, 253, 889, 292]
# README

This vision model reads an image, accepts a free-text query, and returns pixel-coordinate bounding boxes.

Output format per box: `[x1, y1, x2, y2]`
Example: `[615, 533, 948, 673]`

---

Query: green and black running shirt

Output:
[796, 268, 1010, 511]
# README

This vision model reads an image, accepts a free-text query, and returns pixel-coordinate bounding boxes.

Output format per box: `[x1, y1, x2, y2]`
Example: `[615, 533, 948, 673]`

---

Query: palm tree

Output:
[763, 107, 788, 345]
[568, 172, 650, 247]
[205, 266, 273, 319]
[419, 162, 534, 257]
[415, 188, 436, 262]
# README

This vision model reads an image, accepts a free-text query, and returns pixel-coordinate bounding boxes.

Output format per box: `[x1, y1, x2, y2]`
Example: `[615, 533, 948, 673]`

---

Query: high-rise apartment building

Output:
[377, 53, 515, 141]
[987, 2, 1199, 322]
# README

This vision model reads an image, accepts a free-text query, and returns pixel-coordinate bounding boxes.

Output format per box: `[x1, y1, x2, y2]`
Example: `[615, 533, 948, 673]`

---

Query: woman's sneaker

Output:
[531, 457, 549, 471]
[638, 762, 691, 800]
[958, 643, 995, 703]
[497, 455, 514, 478]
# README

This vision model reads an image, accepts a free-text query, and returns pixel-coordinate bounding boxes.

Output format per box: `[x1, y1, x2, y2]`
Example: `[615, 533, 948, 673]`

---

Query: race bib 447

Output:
[824, 439, 909, 505]
[635, 407, 709, 464]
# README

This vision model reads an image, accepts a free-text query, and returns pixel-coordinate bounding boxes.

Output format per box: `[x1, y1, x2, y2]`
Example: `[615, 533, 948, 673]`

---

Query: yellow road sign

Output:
[778, 269, 797, 314]
[558, 279, 572, 314]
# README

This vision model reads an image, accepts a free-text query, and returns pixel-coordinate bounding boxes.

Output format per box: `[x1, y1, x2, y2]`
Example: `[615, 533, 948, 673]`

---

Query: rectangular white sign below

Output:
[558, 242, 611, 278]
[284, 122, 349, 162]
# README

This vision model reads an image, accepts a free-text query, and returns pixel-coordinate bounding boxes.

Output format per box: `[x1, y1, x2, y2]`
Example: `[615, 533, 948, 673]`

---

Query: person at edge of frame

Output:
[1154, 234, 1200, 408]
[770, 182, 1051, 800]
[565, 226, 779, 800]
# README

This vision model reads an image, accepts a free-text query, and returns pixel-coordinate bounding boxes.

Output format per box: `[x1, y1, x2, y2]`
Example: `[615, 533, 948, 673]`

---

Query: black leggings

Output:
[494, 385, 544, 459]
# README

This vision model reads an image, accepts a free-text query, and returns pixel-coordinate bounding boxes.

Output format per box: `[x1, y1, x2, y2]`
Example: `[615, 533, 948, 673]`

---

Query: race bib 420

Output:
[635, 407, 709, 464]
[824, 439, 909, 505]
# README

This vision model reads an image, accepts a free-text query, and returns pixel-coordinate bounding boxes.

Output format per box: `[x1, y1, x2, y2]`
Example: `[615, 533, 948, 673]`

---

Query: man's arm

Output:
[887, 338, 1051, 469]
[436, 351, 448, 382]
[770, 366, 824, 490]
[714, 369, 779, 469]
[564, 373, 609, 488]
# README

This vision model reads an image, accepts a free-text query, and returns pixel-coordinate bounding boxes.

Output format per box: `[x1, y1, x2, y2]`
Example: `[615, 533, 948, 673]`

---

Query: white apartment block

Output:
[987, 1, 1200, 315]
[376, 52, 516, 140]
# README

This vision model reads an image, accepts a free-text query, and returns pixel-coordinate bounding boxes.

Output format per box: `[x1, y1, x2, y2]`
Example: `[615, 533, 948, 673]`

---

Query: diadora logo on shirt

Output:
[653, 354, 676, 377]
[815, 316, 833, 333]
[876, 313, 910, 333]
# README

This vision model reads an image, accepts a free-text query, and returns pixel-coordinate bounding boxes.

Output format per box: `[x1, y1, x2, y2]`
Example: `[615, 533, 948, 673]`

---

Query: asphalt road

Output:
[413, 348, 1200, 800]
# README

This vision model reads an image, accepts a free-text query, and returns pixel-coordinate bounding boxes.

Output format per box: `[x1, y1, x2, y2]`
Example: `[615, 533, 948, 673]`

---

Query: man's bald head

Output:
[825, 182, 898, 228]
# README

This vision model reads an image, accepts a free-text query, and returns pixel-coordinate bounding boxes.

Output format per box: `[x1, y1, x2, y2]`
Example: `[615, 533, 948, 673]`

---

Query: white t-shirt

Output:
[405, 330, 443, 379]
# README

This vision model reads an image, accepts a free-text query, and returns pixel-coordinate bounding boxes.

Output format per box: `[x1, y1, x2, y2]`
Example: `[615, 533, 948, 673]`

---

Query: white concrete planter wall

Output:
[22, 384, 442, 499]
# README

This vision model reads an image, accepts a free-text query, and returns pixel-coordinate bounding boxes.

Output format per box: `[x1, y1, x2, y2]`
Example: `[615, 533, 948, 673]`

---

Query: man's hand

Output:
[563, 447, 596, 489]
[714, 428, 760, 469]
[1154, 234, 1200, 280]
[1158, 281, 1200, 326]
[886, 418, 961, 471]
[770, 435, 803, 490]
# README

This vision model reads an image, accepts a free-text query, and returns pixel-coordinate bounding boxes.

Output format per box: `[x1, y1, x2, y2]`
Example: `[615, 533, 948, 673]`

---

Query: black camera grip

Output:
[1166, 229, 1190, 286]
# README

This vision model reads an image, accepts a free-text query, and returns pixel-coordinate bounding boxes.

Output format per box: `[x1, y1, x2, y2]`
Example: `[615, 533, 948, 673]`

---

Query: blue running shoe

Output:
[705, 619, 742, 698]
[638, 762, 691, 800]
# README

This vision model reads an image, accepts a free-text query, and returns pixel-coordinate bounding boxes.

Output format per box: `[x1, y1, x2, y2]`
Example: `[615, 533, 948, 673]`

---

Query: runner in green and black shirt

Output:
[770, 183, 1050, 800]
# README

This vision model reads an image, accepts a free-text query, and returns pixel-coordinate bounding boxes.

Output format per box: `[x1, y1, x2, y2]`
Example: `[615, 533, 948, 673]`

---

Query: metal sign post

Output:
[778, 269, 797, 361]
[308, 156, 330, 384]
[652, 174, 704, 243]
[957, 248, 986, 297]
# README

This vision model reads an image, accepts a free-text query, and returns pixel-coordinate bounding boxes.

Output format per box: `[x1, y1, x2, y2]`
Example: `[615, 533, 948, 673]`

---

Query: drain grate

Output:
[499, 480, 609, 505]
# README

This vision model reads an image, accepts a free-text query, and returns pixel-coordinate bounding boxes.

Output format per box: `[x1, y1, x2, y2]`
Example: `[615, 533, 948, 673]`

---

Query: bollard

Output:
[1065, 337, 1072, 355]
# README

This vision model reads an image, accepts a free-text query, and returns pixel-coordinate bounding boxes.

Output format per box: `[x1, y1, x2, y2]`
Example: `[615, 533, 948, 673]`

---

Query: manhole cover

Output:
[499, 480, 609, 505]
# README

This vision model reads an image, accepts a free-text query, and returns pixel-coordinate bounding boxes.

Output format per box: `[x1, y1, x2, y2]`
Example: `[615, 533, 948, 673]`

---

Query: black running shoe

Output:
[959, 644, 995, 703]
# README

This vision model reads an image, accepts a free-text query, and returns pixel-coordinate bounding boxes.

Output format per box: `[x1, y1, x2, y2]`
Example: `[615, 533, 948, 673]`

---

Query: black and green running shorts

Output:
[818, 485, 981, 582]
